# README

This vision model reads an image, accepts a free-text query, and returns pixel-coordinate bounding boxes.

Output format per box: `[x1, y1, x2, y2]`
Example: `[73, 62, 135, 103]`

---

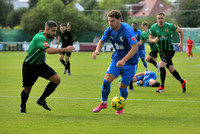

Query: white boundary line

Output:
[0, 95, 200, 103]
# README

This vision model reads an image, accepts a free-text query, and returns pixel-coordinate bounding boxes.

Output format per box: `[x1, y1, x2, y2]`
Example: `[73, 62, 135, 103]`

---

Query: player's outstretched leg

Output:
[129, 80, 134, 91]
[181, 80, 187, 93]
[20, 90, 30, 113]
[156, 67, 165, 93]
[60, 60, 67, 74]
[37, 81, 59, 111]
[37, 98, 51, 111]
[117, 88, 128, 114]
[93, 79, 110, 113]
[171, 70, 186, 93]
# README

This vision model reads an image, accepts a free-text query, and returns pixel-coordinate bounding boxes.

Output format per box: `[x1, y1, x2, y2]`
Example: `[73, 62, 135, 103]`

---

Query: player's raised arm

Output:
[67, 22, 71, 32]
[92, 39, 104, 59]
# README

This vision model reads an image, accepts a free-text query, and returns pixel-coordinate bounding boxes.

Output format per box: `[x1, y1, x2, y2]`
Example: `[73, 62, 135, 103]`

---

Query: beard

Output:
[110, 23, 118, 30]
[159, 21, 163, 25]
[47, 33, 55, 39]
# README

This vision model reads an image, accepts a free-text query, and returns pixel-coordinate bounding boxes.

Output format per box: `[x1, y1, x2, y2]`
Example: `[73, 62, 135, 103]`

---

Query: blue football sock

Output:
[119, 88, 128, 100]
[143, 61, 148, 69]
[101, 79, 111, 102]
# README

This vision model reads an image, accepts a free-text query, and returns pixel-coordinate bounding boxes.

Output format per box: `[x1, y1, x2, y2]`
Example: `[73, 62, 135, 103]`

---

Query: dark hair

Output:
[151, 81, 160, 87]
[141, 21, 148, 26]
[132, 22, 137, 26]
[158, 12, 165, 16]
[45, 20, 58, 28]
[60, 23, 67, 27]
[107, 10, 122, 19]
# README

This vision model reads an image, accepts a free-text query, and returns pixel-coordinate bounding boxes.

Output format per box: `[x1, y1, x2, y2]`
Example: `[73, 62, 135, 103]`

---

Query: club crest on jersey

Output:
[131, 36, 137, 42]
[165, 28, 168, 32]
[43, 42, 49, 47]
[120, 37, 124, 42]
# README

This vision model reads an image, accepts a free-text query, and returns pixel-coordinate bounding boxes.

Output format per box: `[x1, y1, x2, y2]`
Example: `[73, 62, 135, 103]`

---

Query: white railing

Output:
[0, 42, 199, 52]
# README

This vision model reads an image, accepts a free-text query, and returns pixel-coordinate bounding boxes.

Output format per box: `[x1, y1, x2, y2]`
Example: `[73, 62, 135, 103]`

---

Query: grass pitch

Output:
[0, 51, 200, 134]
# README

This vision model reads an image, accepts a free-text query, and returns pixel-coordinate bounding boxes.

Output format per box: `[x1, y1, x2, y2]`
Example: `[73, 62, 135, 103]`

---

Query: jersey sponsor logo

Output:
[165, 28, 168, 32]
[43, 42, 49, 47]
[114, 43, 124, 50]
[131, 36, 137, 42]
[160, 35, 168, 40]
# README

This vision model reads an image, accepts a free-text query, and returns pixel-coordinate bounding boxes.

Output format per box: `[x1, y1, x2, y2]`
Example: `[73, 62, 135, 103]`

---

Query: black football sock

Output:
[20, 90, 29, 107]
[40, 82, 59, 101]
[129, 80, 133, 89]
[67, 61, 70, 73]
[60, 60, 67, 69]
[171, 70, 184, 83]
[160, 67, 166, 87]
[149, 59, 157, 68]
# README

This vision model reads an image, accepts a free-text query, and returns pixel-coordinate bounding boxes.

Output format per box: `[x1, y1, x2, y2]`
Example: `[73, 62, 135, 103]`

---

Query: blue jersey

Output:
[102, 22, 138, 65]
[135, 29, 145, 50]
[137, 71, 157, 87]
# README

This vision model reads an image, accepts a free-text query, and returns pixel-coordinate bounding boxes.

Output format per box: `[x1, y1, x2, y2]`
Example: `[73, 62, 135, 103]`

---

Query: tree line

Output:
[0, 0, 199, 34]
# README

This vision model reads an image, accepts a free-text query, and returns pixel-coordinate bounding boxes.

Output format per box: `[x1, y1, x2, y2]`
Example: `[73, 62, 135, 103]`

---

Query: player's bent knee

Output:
[141, 59, 145, 62]
[24, 86, 32, 93]
[49, 74, 61, 84]
[120, 82, 127, 89]
[104, 74, 116, 83]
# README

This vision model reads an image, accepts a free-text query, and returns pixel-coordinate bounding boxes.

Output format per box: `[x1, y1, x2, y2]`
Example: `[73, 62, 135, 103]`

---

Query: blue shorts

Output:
[138, 49, 145, 59]
[106, 60, 138, 86]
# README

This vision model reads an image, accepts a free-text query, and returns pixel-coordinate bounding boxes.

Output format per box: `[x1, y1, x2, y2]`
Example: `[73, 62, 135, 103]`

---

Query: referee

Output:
[20, 20, 75, 113]
[57, 22, 73, 75]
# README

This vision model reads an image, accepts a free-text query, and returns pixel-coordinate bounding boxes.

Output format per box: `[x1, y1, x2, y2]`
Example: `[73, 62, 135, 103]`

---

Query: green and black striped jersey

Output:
[150, 22, 177, 54]
[24, 32, 52, 65]
[140, 29, 157, 51]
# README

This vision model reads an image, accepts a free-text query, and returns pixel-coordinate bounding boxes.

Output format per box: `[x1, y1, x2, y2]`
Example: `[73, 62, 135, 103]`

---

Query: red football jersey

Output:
[187, 40, 193, 48]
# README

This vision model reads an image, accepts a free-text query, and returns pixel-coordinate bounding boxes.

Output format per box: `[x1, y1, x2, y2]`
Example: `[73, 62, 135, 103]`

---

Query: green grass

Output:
[0, 51, 200, 134]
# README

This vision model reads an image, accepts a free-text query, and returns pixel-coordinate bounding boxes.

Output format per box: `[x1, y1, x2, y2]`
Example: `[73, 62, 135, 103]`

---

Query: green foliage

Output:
[6, 7, 28, 29]
[28, 0, 38, 8]
[0, 0, 14, 27]
[20, 0, 104, 41]
[119, 0, 141, 4]
[98, 0, 130, 21]
[80, 0, 99, 10]
[173, 0, 200, 27]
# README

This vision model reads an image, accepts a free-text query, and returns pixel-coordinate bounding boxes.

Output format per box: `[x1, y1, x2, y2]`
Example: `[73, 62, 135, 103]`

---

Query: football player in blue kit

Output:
[92, 10, 138, 114]
[133, 71, 160, 87]
[131, 22, 148, 72]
